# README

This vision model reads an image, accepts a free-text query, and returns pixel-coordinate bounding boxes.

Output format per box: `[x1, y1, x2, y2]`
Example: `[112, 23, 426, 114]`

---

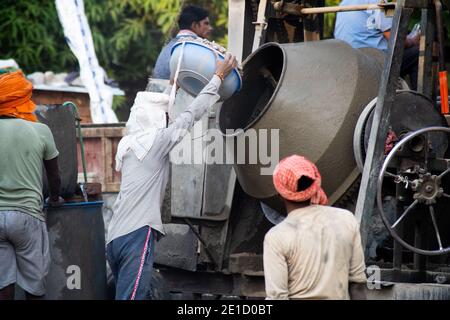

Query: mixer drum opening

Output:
[216, 40, 383, 204]
[219, 43, 284, 134]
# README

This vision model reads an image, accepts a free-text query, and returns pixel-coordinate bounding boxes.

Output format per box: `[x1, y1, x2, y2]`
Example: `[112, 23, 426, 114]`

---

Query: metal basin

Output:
[170, 40, 242, 100]
[45, 201, 107, 300]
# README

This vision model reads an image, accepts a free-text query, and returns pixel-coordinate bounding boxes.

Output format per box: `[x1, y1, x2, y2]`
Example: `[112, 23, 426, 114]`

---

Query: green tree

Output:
[324, 0, 340, 38]
[0, 0, 77, 72]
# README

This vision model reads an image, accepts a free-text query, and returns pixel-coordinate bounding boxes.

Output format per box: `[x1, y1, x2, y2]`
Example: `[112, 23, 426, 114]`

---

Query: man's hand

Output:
[45, 196, 65, 208]
[406, 32, 420, 48]
[215, 53, 238, 79]
[383, 30, 420, 48]
[43, 157, 63, 207]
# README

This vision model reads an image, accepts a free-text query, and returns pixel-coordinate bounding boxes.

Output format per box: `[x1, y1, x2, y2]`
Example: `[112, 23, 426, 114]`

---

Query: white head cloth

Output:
[115, 91, 170, 171]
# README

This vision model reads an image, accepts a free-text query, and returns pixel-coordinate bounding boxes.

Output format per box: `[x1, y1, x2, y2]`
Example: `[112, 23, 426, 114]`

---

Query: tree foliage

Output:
[3, 0, 446, 118]
[0, 0, 77, 72]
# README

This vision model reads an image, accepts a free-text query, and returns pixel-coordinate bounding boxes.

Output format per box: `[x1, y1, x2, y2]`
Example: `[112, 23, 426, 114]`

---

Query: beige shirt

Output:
[263, 205, 366, 300]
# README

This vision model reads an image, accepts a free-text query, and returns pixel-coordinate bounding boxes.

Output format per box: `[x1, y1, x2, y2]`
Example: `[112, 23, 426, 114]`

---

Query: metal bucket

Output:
[35, 104, 78, 198]
[170, 40, 242, 100]
[45, 201, 107, 300]
[218, 40, 383, 209]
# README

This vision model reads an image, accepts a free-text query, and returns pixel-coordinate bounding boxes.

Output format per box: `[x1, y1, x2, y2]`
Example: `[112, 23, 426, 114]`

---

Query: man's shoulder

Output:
[2, 118, 49, 132]
[27, 121, 53, 136]
[160, 38, 178, 54]
[265, 218, 295, 241]
[309, 205, 358, 225]
[28, 120, 50, 129]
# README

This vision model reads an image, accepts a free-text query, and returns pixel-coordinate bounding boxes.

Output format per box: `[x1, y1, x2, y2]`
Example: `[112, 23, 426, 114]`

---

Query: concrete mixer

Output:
[27, 0, 450, 300]
[151, 0, 450, 299]
[218, 40, 383, 211]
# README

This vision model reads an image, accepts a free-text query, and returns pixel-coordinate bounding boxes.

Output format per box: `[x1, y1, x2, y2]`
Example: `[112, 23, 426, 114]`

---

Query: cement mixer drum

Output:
[218, 40, 383, 208]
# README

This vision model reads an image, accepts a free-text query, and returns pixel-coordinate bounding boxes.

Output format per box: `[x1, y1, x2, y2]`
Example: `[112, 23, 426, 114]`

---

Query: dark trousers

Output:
[400, 45, 419, 91]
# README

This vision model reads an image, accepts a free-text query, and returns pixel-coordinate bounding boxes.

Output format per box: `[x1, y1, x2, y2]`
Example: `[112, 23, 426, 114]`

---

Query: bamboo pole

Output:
[273, 2, 396, 15]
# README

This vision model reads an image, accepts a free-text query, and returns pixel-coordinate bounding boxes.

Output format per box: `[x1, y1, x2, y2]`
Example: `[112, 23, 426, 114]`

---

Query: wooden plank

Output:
[76, 125, 125, 193]
[417, 8, 435, 98]
[78, 127, 125, 138]
[252, 0, 268, 52]
[76, 137, 103, 183]
[110, 137, 122, 184]
[104, 183, 121, 193]
[228, 0, 246, 63]
[104, 135, 114, 187]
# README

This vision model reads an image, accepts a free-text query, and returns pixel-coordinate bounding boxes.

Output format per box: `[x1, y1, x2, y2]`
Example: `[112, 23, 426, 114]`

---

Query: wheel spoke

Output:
[384, 171, 398, 179]
[392, 200, 418, 229]
[424, 133, 429, 171]
[429, 206, 444, 251]
[438, 167, 450, 180]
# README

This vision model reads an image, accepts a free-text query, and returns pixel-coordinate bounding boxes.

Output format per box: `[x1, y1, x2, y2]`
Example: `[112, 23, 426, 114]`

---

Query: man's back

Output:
[264, 205, 366, 299]
[0, 118, 58, 221]
[334, 0, 392, 51]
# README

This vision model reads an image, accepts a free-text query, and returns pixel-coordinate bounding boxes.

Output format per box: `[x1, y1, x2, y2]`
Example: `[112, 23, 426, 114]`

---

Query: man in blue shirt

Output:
[152, 5, 213, 80]
[335, 0, 420, 90]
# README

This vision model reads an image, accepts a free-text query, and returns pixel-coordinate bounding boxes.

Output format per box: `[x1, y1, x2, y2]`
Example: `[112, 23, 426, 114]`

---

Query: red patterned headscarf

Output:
[273, 155, 328, 205]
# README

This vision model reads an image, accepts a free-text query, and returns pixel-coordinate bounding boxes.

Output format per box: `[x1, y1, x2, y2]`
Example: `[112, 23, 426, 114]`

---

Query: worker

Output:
[334, 0, 420, 90]
[0, 70, 64, 300]
[263, 155, 367, 300]
[152, 5, 213, 80]
[107, 53, 237, 300]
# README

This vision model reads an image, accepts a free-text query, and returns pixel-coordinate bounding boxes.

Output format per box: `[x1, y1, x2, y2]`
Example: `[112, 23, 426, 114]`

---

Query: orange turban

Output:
[0, 70, 37, 122]
[273, 155, 328, 205]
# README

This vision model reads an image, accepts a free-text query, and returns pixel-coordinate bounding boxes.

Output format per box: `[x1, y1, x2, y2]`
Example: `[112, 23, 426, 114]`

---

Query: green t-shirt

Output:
[0, 118, 59, 221]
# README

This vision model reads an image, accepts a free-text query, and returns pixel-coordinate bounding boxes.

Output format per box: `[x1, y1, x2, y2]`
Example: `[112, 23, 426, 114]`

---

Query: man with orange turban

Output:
[0, 70, 38, 122]
[263, 155, 367, 300]
[0, 70, 64, 300]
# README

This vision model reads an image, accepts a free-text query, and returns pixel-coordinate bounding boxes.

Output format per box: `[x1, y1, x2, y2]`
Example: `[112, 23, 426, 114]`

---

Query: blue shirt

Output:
[152, 32, 199, 80]
[334, 0, 393, 52]
[152, 38, 179, 80]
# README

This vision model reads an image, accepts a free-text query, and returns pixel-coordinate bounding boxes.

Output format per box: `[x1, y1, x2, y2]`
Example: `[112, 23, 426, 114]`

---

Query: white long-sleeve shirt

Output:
[107, 76, 222, 243]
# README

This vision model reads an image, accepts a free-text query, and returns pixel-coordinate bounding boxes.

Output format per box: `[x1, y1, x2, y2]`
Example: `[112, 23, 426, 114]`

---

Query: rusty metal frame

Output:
[355, 0, 436, 259]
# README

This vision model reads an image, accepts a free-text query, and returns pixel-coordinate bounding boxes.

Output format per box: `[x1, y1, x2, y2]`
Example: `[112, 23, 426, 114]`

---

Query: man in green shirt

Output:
[0, 71, 64, 300]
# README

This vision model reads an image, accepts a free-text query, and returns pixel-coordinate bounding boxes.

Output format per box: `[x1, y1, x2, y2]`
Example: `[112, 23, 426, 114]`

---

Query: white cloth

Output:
[115, 92, 170, 171]
[107, 75, 222, 243]
[55, 0, 118, 123]
[0, 59, 19, 69]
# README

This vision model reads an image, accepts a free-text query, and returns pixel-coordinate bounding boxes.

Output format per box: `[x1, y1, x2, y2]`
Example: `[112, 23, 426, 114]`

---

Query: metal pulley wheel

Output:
[377, 126, 450, 255]
[353, 96, 377, 172]
[354, 90, 447, 172]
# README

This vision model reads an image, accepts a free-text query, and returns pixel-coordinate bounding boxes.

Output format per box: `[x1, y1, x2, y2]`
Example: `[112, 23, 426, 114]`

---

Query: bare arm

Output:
[383, 31, 419, 48]
[349, 282, 367, 300]
[44, 157, 64, 207]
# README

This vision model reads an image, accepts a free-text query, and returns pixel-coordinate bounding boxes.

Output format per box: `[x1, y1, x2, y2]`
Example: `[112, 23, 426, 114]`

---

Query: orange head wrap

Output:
[273, 155, 328, 205]
[0, 70, 37, 122]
